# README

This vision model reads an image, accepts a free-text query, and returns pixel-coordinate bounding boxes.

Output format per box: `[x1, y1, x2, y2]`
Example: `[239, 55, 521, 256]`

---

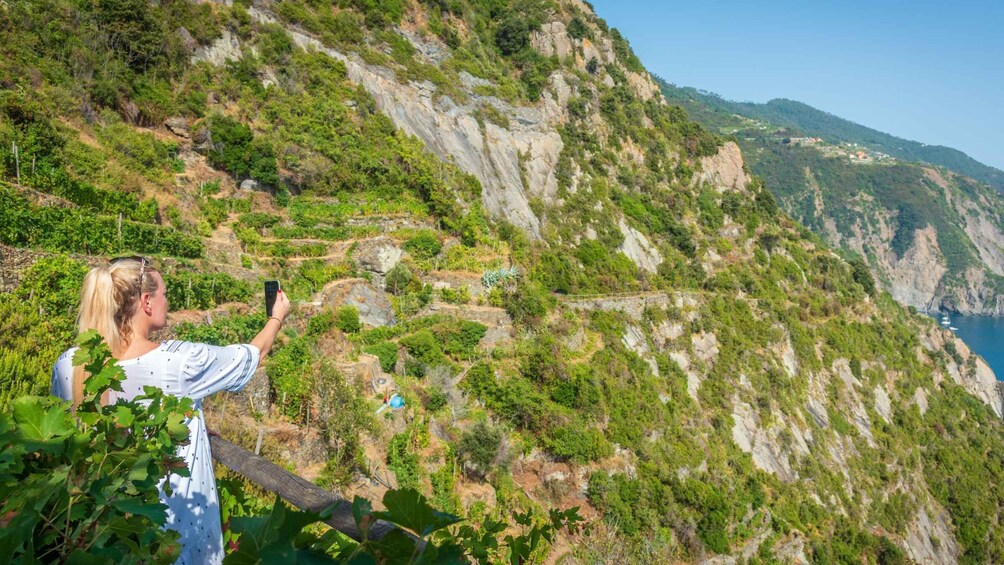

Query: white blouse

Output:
[52, 340, 260, 565]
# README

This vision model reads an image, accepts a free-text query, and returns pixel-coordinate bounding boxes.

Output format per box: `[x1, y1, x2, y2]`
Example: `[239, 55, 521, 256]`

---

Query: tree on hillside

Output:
[495, 15, 530, 56]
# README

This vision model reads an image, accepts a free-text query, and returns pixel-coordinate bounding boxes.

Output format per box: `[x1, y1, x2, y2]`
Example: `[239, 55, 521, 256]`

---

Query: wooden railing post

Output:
[209, 435, 401, 542]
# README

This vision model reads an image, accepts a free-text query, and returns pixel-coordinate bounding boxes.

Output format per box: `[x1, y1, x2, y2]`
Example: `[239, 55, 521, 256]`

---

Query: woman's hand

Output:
[272, 289, 291, 322]
[253, 288, 292, 359]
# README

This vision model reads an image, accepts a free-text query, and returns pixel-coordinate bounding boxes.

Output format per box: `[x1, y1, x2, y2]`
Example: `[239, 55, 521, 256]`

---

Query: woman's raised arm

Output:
[251, 289, 291, 359]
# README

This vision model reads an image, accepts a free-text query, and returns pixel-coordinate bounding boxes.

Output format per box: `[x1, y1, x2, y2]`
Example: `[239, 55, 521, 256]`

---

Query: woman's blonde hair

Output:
[73, 257, 160, 405]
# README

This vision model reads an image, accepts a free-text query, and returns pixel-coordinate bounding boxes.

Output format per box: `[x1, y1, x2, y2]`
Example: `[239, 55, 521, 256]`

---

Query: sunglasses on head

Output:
[110, 255, 151, 292]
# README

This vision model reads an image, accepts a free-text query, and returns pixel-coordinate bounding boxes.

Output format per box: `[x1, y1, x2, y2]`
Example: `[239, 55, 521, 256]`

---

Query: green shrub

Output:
[307, 309, 336, 336]
[335, 305, 361, 333]
[495, 16, 529, 56]
[238, 212, 281, 231]
[503, 282, 553, 327]
[173, 313, 262, 346]
[402, 231, 442, 259]
[405, 358, 426, 378]
[0, 294, 77, 406]
[566, 17, 591, 40]
[364, 341, 398, 373]
[340, 0, 405, 27]
[385, 263, 417, 295]
[399, 329, 445, 367]
[849, 256, 876, 296]
[205, 115, 279, 185]
[163, 272, 253, 311]
[425, 388, 448, 412]
[435, 320, 487, 360]
[532, 253, 573, 294]
[266, 337, 314, 420]
[314, 365, 374, 489]
[387, 431, 421, 490]
[457, 421, 504, 477]
[12, 255, 88, 316]
[543, 424, 612, 463]
[439, 286, 471, 304]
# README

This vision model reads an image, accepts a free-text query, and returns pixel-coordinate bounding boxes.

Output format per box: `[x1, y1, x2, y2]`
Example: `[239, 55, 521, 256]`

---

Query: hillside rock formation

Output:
[248, 7, 559, 238]
[818, 168, 1004, 315]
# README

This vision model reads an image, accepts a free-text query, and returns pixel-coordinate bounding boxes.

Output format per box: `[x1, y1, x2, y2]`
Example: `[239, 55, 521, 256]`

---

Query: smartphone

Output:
[265, 280, 280, 317]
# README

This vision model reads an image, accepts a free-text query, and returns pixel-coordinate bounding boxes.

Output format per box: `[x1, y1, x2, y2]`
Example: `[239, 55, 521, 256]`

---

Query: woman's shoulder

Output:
[160, 340, 238, 356]
[147, 340, 211, 364]
[161, 339, 197, 354]
[158, 340, 253, 366]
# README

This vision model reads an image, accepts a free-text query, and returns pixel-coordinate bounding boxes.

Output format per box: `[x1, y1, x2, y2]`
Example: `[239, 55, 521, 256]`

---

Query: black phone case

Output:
[265, 280, 279, 317]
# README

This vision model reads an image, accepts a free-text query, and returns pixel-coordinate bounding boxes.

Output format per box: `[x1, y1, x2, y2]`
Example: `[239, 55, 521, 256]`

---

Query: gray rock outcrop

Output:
[324, 279, 396, 327]
[618, 218, 662, 273]
[789, 166, 1004, 315]
[698, 142, 748, 193]
[191, 30, 242, 66]
[530, 22, 573, 60]
[903, 505, 959, 564]
[919, 325, 1003, 417]
[165, 117, 191, 138]
[622, 325, 658, 376]
[353, 237, 403, 275]
[246, 7, 562, 238]
[731, 399, 799, 482]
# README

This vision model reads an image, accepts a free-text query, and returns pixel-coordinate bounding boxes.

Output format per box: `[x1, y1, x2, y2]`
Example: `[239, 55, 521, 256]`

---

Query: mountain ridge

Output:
[660, 83, 1004, 192]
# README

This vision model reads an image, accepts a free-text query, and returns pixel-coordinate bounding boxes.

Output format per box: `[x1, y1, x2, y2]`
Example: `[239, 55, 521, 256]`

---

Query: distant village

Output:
[728, 115, 895, 164]
[779, 137, 894, 164]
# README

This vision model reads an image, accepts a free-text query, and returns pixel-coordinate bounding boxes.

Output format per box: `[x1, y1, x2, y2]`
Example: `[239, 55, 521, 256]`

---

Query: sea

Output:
[933, 314, 1004, 381]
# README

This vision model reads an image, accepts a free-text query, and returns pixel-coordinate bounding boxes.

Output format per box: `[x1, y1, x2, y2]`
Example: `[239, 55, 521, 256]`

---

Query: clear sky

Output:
[589, 0, 1004, 171]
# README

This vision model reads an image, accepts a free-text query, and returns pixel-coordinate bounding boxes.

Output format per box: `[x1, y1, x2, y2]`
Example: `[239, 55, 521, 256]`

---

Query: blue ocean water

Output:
[932, 314, 1004, 381]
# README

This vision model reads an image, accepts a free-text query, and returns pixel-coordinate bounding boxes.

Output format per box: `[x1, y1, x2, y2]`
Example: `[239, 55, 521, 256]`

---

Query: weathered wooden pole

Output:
[209, 435, 402, 542]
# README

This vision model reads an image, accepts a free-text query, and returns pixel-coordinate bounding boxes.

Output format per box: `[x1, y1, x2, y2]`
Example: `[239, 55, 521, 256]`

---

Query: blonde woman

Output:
[50, 256, 290, 564]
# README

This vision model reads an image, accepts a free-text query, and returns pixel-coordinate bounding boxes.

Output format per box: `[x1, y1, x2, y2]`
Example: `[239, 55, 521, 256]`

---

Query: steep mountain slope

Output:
[660, 80, 1004, 315]
[3, 0, 1004, 562]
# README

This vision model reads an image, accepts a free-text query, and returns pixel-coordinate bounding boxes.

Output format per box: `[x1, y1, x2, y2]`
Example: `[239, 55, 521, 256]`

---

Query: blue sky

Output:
[589, 0, 1004, 171]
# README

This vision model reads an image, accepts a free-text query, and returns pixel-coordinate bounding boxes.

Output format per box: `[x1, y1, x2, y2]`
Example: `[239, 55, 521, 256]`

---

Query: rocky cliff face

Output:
[248, 7, 565, 238]
[780, 160, 1004, 315]
[245, 3, 677, 252]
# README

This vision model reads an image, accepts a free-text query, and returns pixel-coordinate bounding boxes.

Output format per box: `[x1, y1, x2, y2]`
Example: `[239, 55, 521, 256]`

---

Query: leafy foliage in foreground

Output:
[0, 331, 194, 563]
[224, 487, 586, 564]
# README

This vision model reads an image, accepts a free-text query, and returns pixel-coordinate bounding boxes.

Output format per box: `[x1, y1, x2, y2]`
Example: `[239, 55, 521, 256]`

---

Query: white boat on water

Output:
[941, 315, 951, 325]
[950, 326, 959, 331]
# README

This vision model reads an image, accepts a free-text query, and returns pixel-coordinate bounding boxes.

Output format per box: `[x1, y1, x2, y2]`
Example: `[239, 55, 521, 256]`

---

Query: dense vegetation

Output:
[2, 0, 1004, 562]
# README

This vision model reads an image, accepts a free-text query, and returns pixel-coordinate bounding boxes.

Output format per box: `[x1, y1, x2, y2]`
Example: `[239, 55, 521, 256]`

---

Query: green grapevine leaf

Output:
[11, 396, 74, 454]
[372, 488, 461, 537]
